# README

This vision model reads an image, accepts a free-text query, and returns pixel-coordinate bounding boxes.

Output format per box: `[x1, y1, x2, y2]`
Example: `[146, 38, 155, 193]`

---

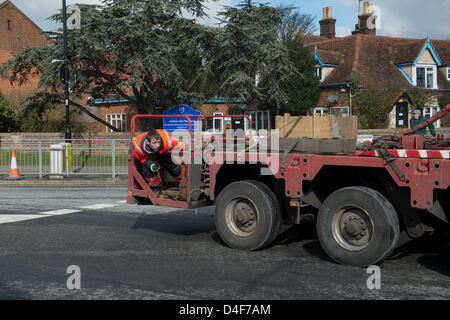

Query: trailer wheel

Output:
[214, 180, 281, 251]
[317, 186, 400, 267]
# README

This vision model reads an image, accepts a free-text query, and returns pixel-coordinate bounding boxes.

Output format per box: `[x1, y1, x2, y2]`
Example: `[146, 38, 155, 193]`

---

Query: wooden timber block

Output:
[342, 139, 357, 154]
[298, 138, 320, 154]
[318, 139, 342, 154]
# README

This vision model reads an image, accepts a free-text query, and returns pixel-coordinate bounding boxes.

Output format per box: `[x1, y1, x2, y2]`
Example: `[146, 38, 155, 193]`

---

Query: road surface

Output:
[0, 187, 449, 300]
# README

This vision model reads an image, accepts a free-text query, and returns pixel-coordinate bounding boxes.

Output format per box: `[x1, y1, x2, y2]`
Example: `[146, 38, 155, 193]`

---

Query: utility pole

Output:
[63, 0, 71, 143]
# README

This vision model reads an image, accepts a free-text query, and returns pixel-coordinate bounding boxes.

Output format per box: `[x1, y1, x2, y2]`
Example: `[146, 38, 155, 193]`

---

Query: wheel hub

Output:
[234, 202, 257, 232]
[332, 207, 373, 252]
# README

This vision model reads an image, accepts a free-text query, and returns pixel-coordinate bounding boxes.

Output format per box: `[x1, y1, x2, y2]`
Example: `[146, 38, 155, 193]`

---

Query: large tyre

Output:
[214, 180, 282, 251]
[317, 186, 400, 267]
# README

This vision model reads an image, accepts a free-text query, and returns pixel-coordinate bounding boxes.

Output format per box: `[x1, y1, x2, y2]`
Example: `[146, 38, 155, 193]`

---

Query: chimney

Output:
[353, 2, 376, 35]
[319, 6, 336, 39]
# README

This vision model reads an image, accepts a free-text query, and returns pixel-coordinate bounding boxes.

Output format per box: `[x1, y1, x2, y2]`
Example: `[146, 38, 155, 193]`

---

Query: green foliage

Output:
[348, 72, 361, 95]
[406, 88, 436, 111]
[0, 0, 297, 130]
[268, 37, 320, 115]
[352, 88, 398, 129]
[213, 1, 297, 109]
[0, 92, 21, 132]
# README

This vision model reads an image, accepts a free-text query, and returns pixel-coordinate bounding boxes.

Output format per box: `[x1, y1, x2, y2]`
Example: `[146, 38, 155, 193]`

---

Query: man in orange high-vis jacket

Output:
[132, 128, 185, 190]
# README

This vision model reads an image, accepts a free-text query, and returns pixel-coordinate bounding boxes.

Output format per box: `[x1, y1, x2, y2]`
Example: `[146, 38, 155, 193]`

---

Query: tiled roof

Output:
[302, 35, 330, 45]
[307, 34, 450, 90]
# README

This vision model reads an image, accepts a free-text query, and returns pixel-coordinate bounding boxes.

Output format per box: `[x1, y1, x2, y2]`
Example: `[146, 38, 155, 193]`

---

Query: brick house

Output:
[0, 0, 51, 98]
[305, 3, 450, 129]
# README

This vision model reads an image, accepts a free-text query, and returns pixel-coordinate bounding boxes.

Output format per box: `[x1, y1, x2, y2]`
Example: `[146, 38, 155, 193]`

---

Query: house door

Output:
[396, 102, 408, 127]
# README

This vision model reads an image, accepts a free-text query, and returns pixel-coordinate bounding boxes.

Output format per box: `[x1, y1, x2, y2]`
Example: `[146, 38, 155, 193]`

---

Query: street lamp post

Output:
[62, 0, 71, 143]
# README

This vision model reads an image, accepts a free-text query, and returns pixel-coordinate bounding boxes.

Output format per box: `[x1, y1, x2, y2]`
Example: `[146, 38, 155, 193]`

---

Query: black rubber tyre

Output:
[214, 180, 282, 251]
[317, 186, 400, 267]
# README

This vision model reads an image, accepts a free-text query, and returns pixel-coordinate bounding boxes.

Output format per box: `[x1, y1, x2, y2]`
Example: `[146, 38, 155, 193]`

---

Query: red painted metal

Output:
[207, 151, 449, 210]
[128, 113, 449, 213]
[128, 114, 251, 208]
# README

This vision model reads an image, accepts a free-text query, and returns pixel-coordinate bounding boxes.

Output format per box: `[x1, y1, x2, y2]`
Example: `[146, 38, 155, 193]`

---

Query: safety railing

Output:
[0, 138, 129, 178]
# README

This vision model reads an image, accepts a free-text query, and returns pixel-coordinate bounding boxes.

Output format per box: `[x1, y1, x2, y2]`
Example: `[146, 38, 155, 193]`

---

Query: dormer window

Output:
[414, 65, 437, 89]
[316, 66, 324, 82]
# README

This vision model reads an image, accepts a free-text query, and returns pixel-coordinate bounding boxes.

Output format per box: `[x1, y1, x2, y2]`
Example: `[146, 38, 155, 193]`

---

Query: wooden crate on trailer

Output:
[276, 113, 358, 139]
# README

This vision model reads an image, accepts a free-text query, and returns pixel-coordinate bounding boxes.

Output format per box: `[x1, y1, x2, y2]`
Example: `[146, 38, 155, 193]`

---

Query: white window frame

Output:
[447, 67, 450, 81]
[212, 112, 224, 134]
[106, 113, 127, 132]
[413, 64, 437, 89]
[316, 66, 324, 82]
[313, 107, 329, 116]
[423, 106, 440, 129]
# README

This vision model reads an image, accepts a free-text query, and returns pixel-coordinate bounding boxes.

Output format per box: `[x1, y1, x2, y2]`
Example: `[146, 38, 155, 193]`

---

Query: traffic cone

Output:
[5, 151, 24, 180]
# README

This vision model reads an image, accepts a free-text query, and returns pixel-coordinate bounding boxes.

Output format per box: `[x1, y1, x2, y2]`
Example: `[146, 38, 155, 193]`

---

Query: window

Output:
[106, 113, 126, 132]
[316, 67, 323, 82]
[213, 113, 223, 134]
[330, 107, 350, 116]
[313, 107, 329, 116]
[447, 67, 450, 81]
[423, 106, 440, 128]
[416, 66, 435, 88]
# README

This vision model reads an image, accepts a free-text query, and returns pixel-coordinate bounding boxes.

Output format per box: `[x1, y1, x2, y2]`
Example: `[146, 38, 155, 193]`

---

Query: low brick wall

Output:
[0, 132, 131, 154]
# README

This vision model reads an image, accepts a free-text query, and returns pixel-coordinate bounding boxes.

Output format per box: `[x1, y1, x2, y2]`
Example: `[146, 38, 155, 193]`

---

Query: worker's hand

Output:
[150, 163, 160, 172]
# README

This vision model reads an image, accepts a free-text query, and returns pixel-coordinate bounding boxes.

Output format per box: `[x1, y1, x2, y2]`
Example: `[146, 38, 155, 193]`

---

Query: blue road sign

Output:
[163, 105, 200, 132]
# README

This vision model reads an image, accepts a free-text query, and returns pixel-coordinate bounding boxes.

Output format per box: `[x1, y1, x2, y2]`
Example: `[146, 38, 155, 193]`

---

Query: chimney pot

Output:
[320, 6, 336, 39]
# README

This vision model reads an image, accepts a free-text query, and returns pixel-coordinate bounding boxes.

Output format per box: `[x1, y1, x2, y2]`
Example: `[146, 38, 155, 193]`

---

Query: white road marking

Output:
[39, 209, 82, 215]
[116, 200, 127, 204]
[0, 215, 44, 224]
[0, 202, 122, 225]
[79, 204, 118, 210]
[0, 209, 81, 225]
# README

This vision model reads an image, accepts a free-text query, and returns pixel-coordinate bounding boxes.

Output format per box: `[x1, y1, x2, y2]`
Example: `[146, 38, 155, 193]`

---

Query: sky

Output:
[7, 0, 450, 40]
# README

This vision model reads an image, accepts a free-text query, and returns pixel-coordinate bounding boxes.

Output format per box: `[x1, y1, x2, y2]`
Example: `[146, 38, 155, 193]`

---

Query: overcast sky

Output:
[8, 0, 450, 40]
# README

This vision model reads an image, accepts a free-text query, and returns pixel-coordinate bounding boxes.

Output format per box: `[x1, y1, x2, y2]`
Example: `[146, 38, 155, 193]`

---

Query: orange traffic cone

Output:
[5, 151, 24, 180]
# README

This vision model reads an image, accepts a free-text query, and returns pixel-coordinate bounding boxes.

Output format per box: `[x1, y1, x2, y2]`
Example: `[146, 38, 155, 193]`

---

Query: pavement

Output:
[0, 175, 128, 187]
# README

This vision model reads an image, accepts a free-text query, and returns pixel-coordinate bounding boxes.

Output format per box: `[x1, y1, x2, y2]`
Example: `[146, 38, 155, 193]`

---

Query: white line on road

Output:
[116, 200, 127, 204]
[79, 204, 118, 210]
[0, 202, 123, 225]
[0, 215, 44, 224]
[0, 209, 82, 225]
[39, 209, 82, 215]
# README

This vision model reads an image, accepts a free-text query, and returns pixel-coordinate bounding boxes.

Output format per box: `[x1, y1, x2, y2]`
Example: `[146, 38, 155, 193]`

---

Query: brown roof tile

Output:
[307, 34, 450, 90]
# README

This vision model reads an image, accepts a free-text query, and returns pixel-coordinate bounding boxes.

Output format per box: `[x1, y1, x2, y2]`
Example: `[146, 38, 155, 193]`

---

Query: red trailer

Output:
[127, 107, 450, 267]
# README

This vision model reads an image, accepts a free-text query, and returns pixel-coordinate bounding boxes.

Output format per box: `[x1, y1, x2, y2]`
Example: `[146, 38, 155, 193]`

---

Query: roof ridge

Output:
[351, 34, 361, 73]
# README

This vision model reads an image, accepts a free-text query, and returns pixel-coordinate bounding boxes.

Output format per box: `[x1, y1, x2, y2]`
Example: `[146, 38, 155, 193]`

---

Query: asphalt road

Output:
[0, 186, 449, 300]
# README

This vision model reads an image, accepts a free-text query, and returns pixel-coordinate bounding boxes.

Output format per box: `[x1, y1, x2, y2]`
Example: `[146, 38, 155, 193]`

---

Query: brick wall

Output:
[317, 88, 350, 108]
[0, 132, 131, 154]
[0, 1, 51, 95]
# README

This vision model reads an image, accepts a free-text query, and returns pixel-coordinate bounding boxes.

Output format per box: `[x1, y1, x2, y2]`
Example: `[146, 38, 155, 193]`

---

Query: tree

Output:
[210, 0, 297, 109]
[0, 92, 20, 132]
[0, 0, 297, 131]
[352, 88, 399, 129]
[438, 92, 450, 128]
[266, 37, 320, 115]
[277, 5, 317, 42]
[407, 88, 436, 111]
